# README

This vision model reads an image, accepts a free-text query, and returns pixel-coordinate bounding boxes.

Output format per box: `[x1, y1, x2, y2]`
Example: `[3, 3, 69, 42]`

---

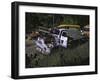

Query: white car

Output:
[35, 37, 51, 54]
[50, 28, 68, 48]
[35, 31, 54, 54]
[50, 28, 83, 48]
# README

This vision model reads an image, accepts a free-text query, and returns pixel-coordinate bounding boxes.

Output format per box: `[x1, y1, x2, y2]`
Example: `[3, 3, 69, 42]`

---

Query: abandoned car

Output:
[33, 25, 88, 54]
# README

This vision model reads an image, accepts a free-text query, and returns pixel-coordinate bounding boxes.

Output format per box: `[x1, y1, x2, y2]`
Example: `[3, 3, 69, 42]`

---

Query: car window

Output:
[62, 32, 67, 37]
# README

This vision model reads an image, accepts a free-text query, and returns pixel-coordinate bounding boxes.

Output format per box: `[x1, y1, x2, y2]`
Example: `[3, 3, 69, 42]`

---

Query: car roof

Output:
[57, 24, 80, 28]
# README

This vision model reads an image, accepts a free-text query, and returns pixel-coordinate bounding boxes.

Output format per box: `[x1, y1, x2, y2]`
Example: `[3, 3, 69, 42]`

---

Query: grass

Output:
[25, 39, 89, 68]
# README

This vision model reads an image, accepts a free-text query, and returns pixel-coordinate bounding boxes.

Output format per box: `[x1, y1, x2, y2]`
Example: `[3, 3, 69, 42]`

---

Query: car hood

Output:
[66, 29, 83, 40]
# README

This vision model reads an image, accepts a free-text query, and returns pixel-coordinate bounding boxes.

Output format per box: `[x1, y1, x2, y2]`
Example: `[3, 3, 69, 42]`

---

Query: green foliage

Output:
[26, 13, 89, 33]
[26, 41, 89, 68]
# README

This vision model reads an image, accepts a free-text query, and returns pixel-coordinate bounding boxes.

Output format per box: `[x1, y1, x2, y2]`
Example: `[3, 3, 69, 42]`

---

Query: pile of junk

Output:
[29, 25, 88, 54]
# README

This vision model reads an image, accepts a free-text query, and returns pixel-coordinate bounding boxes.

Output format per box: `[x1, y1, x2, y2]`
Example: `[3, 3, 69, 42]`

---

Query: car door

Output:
[60, 31, 68, 48]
